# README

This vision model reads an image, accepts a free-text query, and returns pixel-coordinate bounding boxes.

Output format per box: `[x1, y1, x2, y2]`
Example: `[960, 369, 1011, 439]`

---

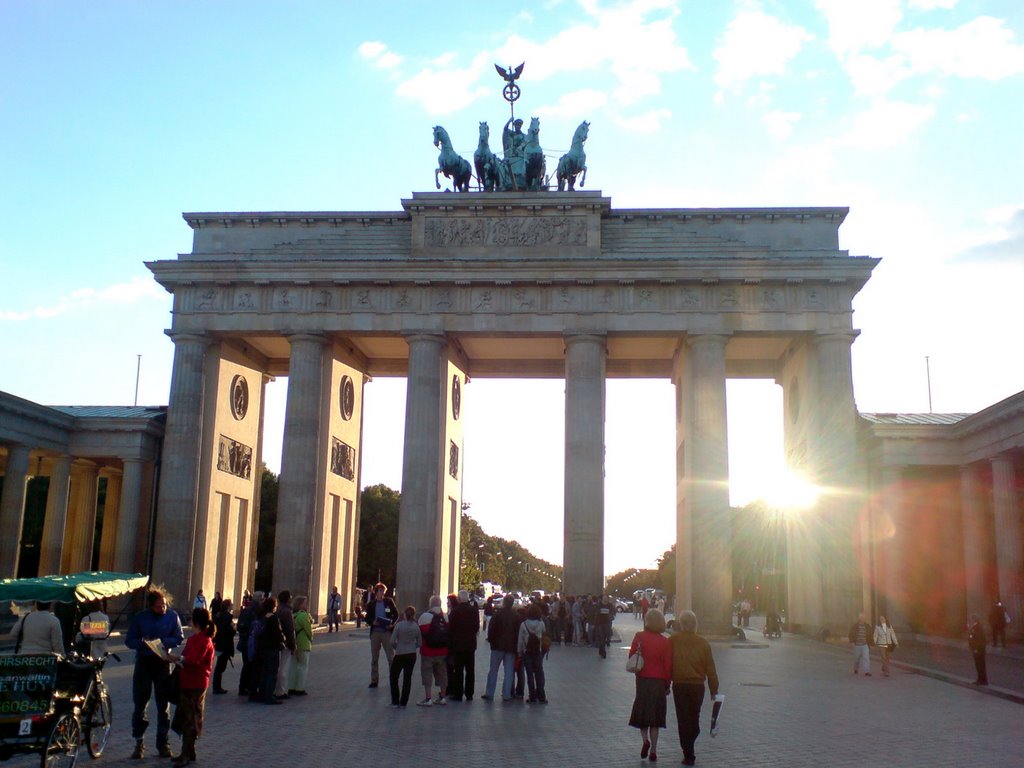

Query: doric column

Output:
[114, 459, 145, 573]
[812, 332, 862, 630]
[274, 334, 328, 596]
[563, 334, 607, 597]
[39, 455, 72, 575]
[152, 333, 209, 602]
[681, 335, 732, 631]
[397, 333, 447, 614]
[97, 471, 122, 570]
[66, 465, 99, 573]
[879, 466, 909, 630]
[991, 454, 1022, 627]
[0, 445, 32, 577]
[959, 463, 989, 624]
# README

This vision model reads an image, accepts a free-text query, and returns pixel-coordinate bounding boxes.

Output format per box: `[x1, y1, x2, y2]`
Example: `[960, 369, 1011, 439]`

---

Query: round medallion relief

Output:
[230, 375, 249, 420]
[789, 377, 800, 424]
[451, 375, 461, 420]
[340, 375, 355, 421]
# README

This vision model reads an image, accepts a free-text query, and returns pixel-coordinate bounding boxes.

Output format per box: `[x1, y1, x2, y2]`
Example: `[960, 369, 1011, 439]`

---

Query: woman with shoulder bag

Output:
[628, 609, 673, 762]
[168, 608, 216, 766]
[289, 596, 312, 695]
[873, 614, 899, 678]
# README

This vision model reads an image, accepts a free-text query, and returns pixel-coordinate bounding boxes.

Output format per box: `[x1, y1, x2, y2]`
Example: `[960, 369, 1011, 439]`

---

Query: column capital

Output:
[402, 331, 447, 347]
[686, 333, 730, 346]
[286, 332, 328, 346]
[3, 444, 31, 470]
[990, 452, 1015, 468]
[164, 331, 210, 346]
[813, 331, 859, 346]
[563, 332, 607, 349]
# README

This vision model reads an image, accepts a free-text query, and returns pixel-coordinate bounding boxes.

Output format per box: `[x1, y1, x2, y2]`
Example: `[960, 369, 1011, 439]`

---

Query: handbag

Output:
[626, 637, 644, 674]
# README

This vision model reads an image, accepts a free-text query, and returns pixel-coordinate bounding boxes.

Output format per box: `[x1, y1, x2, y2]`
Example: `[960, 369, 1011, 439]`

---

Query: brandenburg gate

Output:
[147, 190, 877, 634]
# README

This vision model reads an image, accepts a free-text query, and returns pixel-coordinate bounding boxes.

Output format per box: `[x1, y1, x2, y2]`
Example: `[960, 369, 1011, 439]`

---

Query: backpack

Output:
[426, 612, 449, 649]
[526, 629, 541, 654]
[247, 615, 266, 658]
[542, 632, 552, 653]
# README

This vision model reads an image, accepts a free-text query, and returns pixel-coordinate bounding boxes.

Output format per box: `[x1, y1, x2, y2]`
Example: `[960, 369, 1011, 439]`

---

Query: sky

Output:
[2, 1, 1022, 577]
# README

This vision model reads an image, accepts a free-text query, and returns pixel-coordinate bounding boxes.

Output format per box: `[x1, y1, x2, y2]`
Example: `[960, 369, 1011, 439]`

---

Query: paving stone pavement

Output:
[11, 614, 1022, 768]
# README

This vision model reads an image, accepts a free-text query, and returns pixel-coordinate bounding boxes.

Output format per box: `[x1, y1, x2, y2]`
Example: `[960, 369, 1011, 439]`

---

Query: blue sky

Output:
[2, 1, 1022, 574]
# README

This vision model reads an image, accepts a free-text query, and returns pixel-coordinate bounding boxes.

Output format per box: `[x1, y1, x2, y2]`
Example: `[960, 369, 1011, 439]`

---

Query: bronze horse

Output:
[433, 125, 472, 192]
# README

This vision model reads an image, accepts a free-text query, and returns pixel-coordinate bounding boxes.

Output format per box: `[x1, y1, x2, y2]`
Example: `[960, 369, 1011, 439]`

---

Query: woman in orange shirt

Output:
[628, 608, 673, 762]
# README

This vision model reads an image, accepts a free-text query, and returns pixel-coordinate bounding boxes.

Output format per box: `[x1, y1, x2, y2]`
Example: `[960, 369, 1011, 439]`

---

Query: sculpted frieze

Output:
[423, 215, 587, 248]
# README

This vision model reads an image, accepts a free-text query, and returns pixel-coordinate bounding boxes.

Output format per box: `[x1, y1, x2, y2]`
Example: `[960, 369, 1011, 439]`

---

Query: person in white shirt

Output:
[12, 601, 64, 655]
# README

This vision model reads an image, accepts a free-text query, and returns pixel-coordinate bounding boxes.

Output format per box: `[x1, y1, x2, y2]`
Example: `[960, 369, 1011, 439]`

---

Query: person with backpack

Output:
[447, 590, 480, 701]
[517, 604, 548, 704]
[483, 594, 519, 701]
[365, 582, 398, 688]
[236, 591, 262, 697]
[416, 595, 449, 706]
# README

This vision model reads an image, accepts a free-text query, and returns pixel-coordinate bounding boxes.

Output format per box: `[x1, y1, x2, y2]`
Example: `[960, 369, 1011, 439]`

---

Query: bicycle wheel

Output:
[40, 712, 81, 768]
[85, 687, 112, 758]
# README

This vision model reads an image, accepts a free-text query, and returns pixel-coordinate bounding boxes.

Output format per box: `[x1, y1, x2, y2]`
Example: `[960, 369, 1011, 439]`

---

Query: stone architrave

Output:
[39, 455, 72, 576]
[563, 334, 606, 597]
[152, 333, 209, 602]
[0, 445, 32, 577]
[274, 334, 328, 599]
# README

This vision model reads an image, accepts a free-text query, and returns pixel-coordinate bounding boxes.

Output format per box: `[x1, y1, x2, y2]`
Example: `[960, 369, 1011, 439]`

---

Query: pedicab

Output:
[0, 571, 149, 767]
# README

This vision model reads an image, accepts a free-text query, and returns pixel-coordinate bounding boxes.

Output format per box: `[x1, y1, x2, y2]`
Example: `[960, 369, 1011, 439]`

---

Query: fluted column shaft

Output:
[274, 334, 327, 596]
[0, 445, 32, 577]
[563, 334, 606, 597]
[992, 454, 1022, 628]
[97, 473, 122, 570]
[682, 335, 732, 631]
[880, 466, 909, 630]
[39, 456, 72, 575]
[66, 466, 99, 573]
[397, 333, 446, 614]
[152, 333, 208, 602]
[114, 459, 145, 573]
[959, 464, 989, 624]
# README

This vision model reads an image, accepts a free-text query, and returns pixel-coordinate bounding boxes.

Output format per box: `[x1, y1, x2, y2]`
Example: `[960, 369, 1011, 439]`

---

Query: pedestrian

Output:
[848, 611, 872, 676]
[447, 589, 480, 701]
[389, 606, 421, 708]
[125, 586, 183, 759]
[236, 591, 262, 697]
[482, 594, 518, 701]
[365, 582, 398, 688]
[211, 598, 235, 694]
[13, 601, 65, 655]
[517, 604, 548, 703]
[483, 595, 494, 632]
[192, 590, 207, 612]
[872, 614, 898, 678]
[595, 595, 614, 658]
[989, 600, 1008, 649]
[327, 586, 342, 632]
[417, 595, 449, 706]
[571, 595, 584, 646]
[255, 596, 285, 705]
[288, 596, 312, 696]
[968, 614, 988, 685]
[641, 593, 649, 622]
[209, 591, 222, 617]
[628, 608, 673, 762]
[274, 590, 295, 699]
[169, 608, 215, 766]
[670, 610, 719, 767]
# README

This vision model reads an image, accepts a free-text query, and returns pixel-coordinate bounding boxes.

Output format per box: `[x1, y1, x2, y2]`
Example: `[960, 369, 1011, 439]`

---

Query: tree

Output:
[357, 484, 400, 589]
[253, 465, 278, 592]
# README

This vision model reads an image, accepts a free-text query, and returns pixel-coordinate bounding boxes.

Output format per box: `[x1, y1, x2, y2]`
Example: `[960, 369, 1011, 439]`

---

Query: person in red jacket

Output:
[628, 609, 673, 762]
[169, 608, 216, 766]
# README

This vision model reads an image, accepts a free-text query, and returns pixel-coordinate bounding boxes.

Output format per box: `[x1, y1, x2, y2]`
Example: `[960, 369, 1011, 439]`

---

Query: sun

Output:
[759, 468, 821, 513]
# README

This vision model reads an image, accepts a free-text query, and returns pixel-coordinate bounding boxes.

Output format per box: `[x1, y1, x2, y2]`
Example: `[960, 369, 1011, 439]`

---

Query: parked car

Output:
[612, 597, 631, 613]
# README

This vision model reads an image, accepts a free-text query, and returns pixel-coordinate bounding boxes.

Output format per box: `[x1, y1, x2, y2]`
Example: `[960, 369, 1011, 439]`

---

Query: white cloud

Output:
[612, 108, 672, 134]
[357, 41, 387, 59]
[837, 99, 935, 149]
[815, 0, 903, 55]
[0, 277, 166, 322]
[395, 53, 492, 115]
[535, 88, 608, 119]
[762, 109, 801, 140]
[893, 16, 1024, 80]
[843, 53, 912, 96]
[713, 7, 813, 96]
[908, 0, 958, 9]
[956, 206, 1024, 263]
[358, 41, 403, 69]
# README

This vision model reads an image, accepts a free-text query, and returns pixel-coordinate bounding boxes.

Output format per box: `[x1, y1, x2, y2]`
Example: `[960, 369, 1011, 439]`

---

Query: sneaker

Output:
[158, 743, 173, 758]
[416, 698, 433, 707]
[434, 696, 447, 705]
[391, 703, 401, 709]
[368, 682, 378, 688]
[480, 694, 492, 700]
[130, 741, 145, 760]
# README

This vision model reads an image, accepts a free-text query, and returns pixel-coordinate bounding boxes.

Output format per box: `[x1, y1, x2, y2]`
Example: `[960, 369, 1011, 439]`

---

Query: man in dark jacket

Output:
[670, 610, 720, 767]
[211, 598, 236, 694]
[482, 595, 518, 701]
[365, 582, 399, 687]
[125, 587, 183, 759]
[235, 591, 262, 697]
[447, 590, 480, 701]
[989, 601, 1008, 648]
[969, 614, 988, 685]
[274, 590, 296, 698]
